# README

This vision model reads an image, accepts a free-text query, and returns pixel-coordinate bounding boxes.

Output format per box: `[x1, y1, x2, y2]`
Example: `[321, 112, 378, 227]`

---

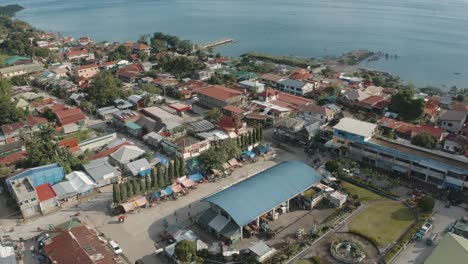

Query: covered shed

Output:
[200, 161, 322, 242]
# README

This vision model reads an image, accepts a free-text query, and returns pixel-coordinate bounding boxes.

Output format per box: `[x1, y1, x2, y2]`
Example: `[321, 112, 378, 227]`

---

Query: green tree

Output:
[150, 168, 157, 190]
[88, 71, 124, 107]
[141, 177, 147, 193]
[11, 75, 28, 86]
[127, 181, 134, 198]
[411, 133, 437, 149]
[247, 132, 253, 146]
[325, 160, 339, 173]
[0, 164, 13, 179]
[174, 158, 180, 178]
[157, 165, 165, 187]
[108, 44, 131, 61]
[177, 40, 193, 55]
[179, 157, 185, 177]
[113, 183, 121, 204]
[206, 108, 222, 123]
[259, 126, 264, 142]
[222, 139, 241, 159]
[199, 147, 227, 171]
[133, 179, 140, 195]
[371, 76, 384, 86]
[0, 78, 24, 125]
[389, 89, 424, 120]
[174, 240, 196, 263]
[159, 55, 204, 78]
[120, 183, 127, 202]
[168, 160, 175, 181]
[418, 196, 435, 212]
[42, 107, 56, 122]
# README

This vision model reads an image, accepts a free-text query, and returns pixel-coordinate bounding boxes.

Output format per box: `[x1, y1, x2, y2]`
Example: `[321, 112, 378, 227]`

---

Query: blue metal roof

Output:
[6, 163, 64, 189]
[202, 161, 322, 226]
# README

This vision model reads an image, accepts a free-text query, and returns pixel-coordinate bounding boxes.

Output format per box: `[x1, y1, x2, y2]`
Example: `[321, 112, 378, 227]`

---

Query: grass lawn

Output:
[348, 200, 415, 246]
[341, 181, 382, 202]
[59, 129, 93, 141]
[0, 54, 10, 65]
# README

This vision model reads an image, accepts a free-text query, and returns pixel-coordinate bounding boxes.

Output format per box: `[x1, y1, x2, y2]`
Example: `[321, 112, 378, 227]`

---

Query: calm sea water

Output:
[11, 0, 468, 88]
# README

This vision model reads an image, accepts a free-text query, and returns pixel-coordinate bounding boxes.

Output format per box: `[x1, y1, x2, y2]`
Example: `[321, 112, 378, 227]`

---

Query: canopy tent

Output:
[241, 150, 256, 159]
[189, 172, 204, 183]
[228, 158, 241, 167]
[178, 176, 195, 188]
[151, 191, 162, 199]
[254, 145, 271, 154]
[163, 186, 174, 196]
[171, 184, 183, 193]
[119, 196, 148, 213]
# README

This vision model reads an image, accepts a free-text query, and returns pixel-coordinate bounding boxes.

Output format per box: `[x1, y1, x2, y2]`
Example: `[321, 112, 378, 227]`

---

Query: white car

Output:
[342, 168, 354, 176]
[109, 240, 123, 254]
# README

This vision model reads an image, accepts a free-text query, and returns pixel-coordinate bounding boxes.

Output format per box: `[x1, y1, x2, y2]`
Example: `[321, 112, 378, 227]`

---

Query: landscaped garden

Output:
[341, 181, 382, 203]
[347, 200, 415, 246]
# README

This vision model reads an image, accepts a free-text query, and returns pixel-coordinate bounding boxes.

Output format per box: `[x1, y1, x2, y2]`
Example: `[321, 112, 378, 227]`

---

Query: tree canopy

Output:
[389, 89, 424, 120]
[411, 133, 437, 149]
[206, 108, 222, 123]
[207, 72, 236, 86]
[0, 78, 25, 125]
[150, 32, 193, 54]
[88, 71, 124, 107]
[174, 240, 196, 263]
[159, 55, 204, 79]
[417, 196, 435, 212]
[108, 44, 131, 61]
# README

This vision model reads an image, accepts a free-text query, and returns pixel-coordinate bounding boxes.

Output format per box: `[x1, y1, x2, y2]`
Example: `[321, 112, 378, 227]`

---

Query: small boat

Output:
[453, 72, 461, 75]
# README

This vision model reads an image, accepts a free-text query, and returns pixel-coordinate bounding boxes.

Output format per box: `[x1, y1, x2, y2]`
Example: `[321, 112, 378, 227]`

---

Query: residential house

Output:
[35, 183, 58, 214]
[140, 106, 184, 132]
[69, 92, 88, 106]
[128, 95, 144, 109]
[0, 115, 49, 144]
[114, 99, 134, 110]
[97, 106, 120, 120]
[131, 43, 151, 56]
[0, 141, 27, 166]
[43, 223, 122, 264]
[259, 73, 284, 88]
[444, 134, 468, 154]
[439, 110, 467, 133]
[239, 80, 265, 94]
[83, 157, 120, 187]
[109, 145, 145, 167]
[362, 86, 383, 96]
[64, 47, 94, 61]
[161, 136, 211, 160]
[358, 95, 391, 112]
[196, 85, 245, 108]
[9, 177, 41, 218]
[342, 89, 370, 102]
[176, 80, 209, 99]
[75, 64, 100, 79]
[125, 158, 152, 177]
[55, 107, 87, 133]
[289, 68, 312, 80]
[299, 103, 335, 123]
[168, 102, 192, 117]
[0, 63, 44, 78]
[277, 79, 314, 96]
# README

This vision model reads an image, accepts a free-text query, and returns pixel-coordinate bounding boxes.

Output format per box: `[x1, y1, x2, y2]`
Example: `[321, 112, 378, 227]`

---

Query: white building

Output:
[277, 79, 314, 96]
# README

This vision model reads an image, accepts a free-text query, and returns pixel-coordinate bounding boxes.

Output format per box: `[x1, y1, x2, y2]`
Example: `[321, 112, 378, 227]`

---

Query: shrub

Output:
[312, 256, 323, 264]
[418, 196, 435, 212]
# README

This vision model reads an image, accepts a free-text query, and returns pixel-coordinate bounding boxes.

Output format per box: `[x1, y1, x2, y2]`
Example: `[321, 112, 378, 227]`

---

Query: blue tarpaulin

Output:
[163, 186, 174, 195]
[242, 150, 256, 158]
[151, 191, 161, 199]
[189, 172, 204, 182]
[153, 153, 169, 165]
[255, 145, 270, 154]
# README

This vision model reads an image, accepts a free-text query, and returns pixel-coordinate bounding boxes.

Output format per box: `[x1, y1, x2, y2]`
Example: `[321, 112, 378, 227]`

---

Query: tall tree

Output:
[389, 89, 424, 120]
[0, 78, 24, 125]
[179, 157, 185, 177]
[168, 160, 175, 181]
[174, 158, 180, 178]
[157, 165, 165, 187]
[133, 179, 140, 195]
[151, 168, 157, 190]
[120, 183, 127, 202]
[127, 181, 134, 198]
[108, 44, 131, 61]
[88, 71, 124, 107]
[259, 126, 264, 141]
[206, 108, 222, 123]
[112, 183, 121, 204]
[411, 133, 437, 149]
[140, 178, 146, 193]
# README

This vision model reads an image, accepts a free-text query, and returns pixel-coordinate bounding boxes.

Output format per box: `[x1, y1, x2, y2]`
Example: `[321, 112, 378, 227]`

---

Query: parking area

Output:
[395, 201, 466, 264]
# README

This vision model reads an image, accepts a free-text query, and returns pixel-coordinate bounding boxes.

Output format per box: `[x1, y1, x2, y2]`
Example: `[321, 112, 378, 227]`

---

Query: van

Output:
[109, 240, 123, 254]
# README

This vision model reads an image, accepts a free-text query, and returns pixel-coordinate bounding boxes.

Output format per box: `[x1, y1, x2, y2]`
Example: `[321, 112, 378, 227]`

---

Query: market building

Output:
[198, 161, 322, 244]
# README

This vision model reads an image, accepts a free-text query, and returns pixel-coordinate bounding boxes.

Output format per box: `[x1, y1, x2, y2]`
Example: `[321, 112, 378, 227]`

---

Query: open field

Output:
[341, 181, 382, 203]
[348, 200, 415, 246]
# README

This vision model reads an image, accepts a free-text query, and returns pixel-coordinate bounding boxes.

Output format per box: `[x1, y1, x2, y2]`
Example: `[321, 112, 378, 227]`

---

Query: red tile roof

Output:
[0, 151, 27, 166]
[77, 64, 99, 71]
[223, 105, 246, 115]
[65, 48, 89, 57]
[196, 85, 243, 102]
[90, 142, 133, 160]
[290, 68, 312, 80]
[373, 99, 391, 110]
[360, 95, 386, 106]
[55, 107, 86, 126]
[44, 225, 119, 264]
[132, 43, 150, 50]
[452, 102, 468, 112]
[35, 183, 56, 201]
[260, 89, 312, 107]
[57, 137, 81, 152]
[169, 103, 191, 112]
[412, 125, 444, 139]
[1, 116, 49, 135]
[1, 121, 24, 135]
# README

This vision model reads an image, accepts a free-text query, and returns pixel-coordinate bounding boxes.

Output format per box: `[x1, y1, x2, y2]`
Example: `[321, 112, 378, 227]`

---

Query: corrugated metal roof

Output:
[202, 161, 322, 226]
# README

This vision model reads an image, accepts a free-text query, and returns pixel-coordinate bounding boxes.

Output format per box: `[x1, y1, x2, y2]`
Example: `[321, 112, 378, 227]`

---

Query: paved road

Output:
[395, 201, 466, 264]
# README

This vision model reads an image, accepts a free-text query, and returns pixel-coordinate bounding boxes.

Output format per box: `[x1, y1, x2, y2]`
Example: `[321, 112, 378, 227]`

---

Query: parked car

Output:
[342, 168, 353, 176]
[109, 240, 123, 254]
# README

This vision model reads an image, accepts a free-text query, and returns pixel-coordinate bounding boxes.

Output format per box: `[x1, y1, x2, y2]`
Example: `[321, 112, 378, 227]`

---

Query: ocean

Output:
[11, 0, 468, 88]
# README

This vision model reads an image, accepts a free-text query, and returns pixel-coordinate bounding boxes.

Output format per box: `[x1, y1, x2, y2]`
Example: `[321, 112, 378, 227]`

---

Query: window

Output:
[448, 123, 453, 127]
[31, 198, 36, 201]
[396, 157, 409, 163]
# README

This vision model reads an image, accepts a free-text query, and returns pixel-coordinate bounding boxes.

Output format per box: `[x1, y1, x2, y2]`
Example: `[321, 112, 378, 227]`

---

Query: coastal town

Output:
[0, 3, 467, 264]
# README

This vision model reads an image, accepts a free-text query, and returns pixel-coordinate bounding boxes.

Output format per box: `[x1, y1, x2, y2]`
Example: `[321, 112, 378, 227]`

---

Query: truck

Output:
[415, 222, 433, 240]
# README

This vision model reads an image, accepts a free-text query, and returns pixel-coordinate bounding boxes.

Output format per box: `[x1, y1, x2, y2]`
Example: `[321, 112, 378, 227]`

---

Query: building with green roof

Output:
[425, 233, 468, 264]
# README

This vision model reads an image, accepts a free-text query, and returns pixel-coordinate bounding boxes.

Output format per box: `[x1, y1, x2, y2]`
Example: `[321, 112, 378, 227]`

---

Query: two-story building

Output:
[331, 118, 468, 191]
[259, 73, 285, 88]
[277, 79, 314, 96]
[0, 63, 44, 78]
[196, 85, 245, 108]
[75, 64, 100, 79]
[438, 110, 467, 133]
[299, 103, 335, 124]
